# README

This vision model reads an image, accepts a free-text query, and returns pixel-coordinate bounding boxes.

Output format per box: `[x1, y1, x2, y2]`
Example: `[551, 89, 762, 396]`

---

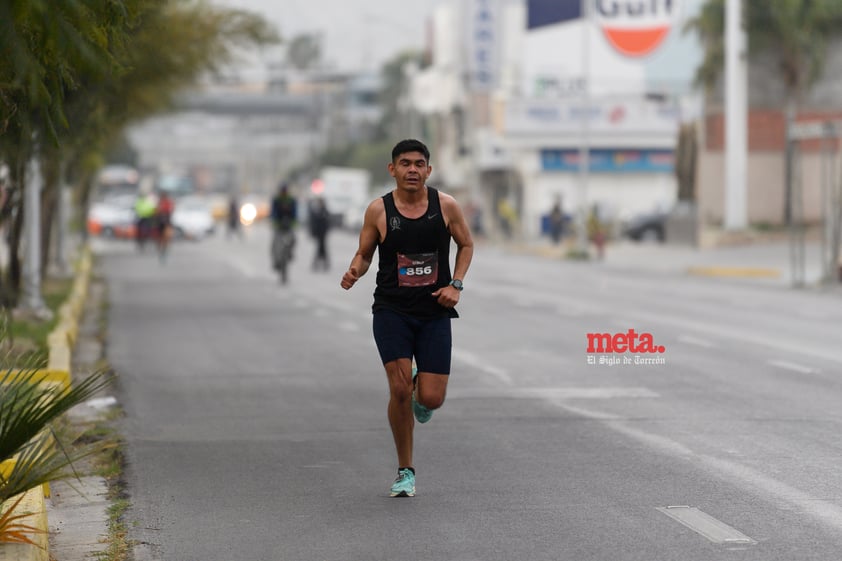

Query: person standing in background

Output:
[308, 196, 330, 271]
[227, 195, 242, 240]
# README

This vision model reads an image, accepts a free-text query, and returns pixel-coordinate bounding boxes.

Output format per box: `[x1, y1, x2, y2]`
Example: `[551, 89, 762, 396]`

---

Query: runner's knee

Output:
[418, 391, 445, 410]
[389, 377, 413, 404]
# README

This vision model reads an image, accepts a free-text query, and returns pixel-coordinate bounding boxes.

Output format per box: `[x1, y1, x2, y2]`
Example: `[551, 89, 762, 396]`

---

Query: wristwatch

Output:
[449, 279, 464, 291]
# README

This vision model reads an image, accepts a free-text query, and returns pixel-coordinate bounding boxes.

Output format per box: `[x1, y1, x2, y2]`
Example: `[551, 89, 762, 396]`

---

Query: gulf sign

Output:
[594, 0, 679, 57]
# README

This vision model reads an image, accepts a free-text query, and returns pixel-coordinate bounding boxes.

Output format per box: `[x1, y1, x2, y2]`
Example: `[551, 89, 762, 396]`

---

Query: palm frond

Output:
[0, 430, 112, 503]
[0, 368, 111, 462]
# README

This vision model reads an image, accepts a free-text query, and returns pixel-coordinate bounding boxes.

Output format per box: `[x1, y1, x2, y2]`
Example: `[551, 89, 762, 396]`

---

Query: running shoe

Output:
[390, 468, 416, 497]
[411, 365, 433, 423]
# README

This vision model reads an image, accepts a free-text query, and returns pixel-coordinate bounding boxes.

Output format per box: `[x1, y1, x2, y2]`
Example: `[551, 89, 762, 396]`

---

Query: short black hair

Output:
[391, 139, 430, 163]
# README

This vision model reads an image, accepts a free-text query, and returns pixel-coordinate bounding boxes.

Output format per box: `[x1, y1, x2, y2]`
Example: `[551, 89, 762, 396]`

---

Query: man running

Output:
[340, 139, 474, 497]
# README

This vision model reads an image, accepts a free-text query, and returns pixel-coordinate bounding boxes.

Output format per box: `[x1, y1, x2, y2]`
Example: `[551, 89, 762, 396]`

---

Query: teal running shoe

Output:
[390, 468, 416, 497]
[411, 365, 433, 423]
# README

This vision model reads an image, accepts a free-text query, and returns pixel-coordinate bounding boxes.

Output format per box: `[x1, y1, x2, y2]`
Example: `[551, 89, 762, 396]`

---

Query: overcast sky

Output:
[212, 0, 705, 92]
[213, 0, 441, 73]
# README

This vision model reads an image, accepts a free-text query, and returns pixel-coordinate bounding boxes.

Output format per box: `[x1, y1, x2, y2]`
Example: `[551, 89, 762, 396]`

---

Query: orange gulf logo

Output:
[594, 0, 678, 58]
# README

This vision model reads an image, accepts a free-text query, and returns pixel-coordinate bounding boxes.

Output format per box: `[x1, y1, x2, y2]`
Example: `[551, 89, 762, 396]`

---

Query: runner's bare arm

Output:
[432, 193, 474, 307]
[341, 199, 383, 290]
[443, 194, 474, 282]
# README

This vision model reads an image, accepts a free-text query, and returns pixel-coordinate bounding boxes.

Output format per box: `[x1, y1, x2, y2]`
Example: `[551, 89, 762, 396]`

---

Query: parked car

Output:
[86, 195, 137, 239]
[172, 196, 215, 240]
[622, 209, 667, 242]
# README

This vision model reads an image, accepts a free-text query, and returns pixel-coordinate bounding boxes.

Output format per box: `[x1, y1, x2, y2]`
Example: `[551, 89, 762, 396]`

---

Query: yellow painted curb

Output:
[1, 369, 71, 391]
[0, 487, 48, 561]
[46, 345, 71, 374]
[687, 266, 781, 279]
[1, 455, 51, 504]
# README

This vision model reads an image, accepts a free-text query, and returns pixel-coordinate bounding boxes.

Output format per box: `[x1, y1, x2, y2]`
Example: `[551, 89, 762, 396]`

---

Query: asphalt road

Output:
[97, 223, 842, 561]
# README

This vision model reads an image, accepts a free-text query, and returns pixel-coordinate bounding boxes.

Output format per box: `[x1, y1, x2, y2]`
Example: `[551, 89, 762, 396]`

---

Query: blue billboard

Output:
[527, 0, 582, 29]
[541, 149, 675, 173]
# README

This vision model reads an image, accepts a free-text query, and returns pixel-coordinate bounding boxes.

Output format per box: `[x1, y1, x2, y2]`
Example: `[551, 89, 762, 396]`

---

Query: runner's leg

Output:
[384, 358, 415, 468]
[415, 372, 448, 410]
[414, 316, 452, 410]
[374, 310, 417, 469]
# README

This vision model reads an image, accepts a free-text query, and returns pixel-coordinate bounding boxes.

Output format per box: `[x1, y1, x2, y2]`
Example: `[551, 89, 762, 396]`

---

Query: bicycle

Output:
[271, 229, 295, 284]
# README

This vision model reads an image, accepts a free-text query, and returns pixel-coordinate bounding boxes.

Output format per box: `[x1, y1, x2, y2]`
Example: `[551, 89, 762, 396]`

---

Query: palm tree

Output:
[685, 0, 842, 223]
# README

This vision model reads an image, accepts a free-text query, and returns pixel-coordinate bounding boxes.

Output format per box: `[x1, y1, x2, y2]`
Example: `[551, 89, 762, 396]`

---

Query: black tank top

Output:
[373, 187, 457, 319]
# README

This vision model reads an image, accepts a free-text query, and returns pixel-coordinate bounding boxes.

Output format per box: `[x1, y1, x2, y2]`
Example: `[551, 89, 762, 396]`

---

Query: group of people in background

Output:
[265, 182, 332, 272]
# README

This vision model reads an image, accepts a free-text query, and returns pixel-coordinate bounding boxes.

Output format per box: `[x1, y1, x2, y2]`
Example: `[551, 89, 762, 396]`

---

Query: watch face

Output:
[451, 279, 463, 290]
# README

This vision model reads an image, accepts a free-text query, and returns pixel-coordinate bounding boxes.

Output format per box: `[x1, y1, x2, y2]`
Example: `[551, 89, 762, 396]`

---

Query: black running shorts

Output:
[372, 309, 452, 375]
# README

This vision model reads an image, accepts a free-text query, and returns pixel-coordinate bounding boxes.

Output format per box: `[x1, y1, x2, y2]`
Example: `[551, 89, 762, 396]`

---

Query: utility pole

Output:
[724, 0, 748, 230]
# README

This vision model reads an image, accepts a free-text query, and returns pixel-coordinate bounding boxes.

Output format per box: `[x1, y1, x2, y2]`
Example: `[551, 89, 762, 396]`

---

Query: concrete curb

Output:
[0, 487, 49, 561]
[0, 246, 93, 561]
[686, 266, 781, 279]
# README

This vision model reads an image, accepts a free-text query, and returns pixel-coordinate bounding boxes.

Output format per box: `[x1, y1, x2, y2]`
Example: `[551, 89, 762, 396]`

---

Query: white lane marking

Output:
[295, 292, 358, 316]
[224, 259, 259, 278]
[633, 310, 842, 365]
[512, 296, 536, 307]
[556, 402, 621, 420]
[551, 401, 842, 535]
[678, 335, 716, 348]
[475, 283, 842, 365]
[555, 305, 584, 317]
[767, 359, 816, 375]
[337, 321, 360, 332]
[452, 349, 512, 385]
[448, 387, 659, 400]
[657, 506, 756, 545]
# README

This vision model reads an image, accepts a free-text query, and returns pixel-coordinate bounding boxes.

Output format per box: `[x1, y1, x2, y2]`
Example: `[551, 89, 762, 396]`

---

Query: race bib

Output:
[397, 252, 438, 287]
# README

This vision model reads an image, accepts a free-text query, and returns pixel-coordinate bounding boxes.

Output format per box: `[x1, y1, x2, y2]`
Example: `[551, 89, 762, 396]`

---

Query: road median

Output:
[0, 246, 93, 561]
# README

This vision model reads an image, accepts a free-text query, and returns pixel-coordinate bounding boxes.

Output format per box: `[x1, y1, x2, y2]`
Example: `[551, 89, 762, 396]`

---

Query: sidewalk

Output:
[511, 237, 835, 289]
[47, 273, 114, 561]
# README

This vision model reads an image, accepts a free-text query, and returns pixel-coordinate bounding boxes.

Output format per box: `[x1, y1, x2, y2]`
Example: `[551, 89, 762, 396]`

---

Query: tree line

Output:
[0, 0, 278, 307]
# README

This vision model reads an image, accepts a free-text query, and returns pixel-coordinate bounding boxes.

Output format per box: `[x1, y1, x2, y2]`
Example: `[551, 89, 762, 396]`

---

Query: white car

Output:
[172, 197, 215, 240]
[87, 194, 137, 238]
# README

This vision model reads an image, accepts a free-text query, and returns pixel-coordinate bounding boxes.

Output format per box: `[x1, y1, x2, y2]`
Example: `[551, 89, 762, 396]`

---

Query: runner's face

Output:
[389, 151, 431, 192]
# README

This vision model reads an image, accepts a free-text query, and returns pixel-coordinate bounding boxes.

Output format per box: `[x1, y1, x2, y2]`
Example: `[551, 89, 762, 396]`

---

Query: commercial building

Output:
[412, 0, 696, 241]
[412, 0, 842, 243]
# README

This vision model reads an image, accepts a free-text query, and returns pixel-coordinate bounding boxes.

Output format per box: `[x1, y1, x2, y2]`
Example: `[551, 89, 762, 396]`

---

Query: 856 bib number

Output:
[397, 252, 438, 287]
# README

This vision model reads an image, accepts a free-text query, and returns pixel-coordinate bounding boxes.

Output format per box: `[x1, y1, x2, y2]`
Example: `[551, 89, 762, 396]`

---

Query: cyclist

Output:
[134, 190, 157, 251]
[154, 190, 175, 262]
[270, 183, 298, 271]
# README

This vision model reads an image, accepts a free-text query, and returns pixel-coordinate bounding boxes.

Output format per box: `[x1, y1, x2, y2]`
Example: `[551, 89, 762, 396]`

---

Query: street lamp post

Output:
[724, 0, 748, 230]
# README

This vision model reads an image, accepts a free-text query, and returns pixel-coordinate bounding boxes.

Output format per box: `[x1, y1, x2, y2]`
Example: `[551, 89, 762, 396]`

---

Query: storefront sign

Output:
[505, 98, 680, 135]
[467, 0, 500, 91]
[527, 0, 582, 29]
[541, 148, 675, 172]
[594, 0, 680, 57]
